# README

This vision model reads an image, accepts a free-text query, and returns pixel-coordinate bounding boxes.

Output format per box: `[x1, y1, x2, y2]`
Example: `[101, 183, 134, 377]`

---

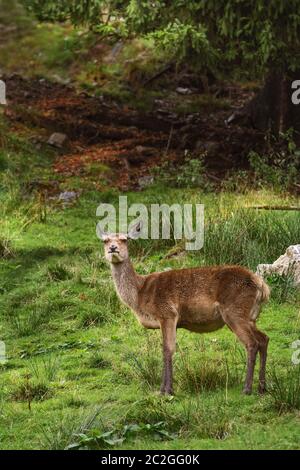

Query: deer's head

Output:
[97, 221, 142, 264]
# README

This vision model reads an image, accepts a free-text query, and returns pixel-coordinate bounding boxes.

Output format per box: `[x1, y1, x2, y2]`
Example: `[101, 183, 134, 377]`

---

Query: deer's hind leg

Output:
[159, 317, 177, 395]
[252, 325, 269, 394]
[219, 307, 259, 395]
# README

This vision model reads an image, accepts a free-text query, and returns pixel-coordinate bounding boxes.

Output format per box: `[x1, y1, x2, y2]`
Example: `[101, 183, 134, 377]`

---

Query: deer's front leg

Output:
[160, 318, 177, 395]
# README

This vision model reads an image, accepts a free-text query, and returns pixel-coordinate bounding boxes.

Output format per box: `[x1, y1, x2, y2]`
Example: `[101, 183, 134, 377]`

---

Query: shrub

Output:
[11, 377, 52, 404]
[88, 352, 111, 369]
[249, 147, 299, 192]
[266, 270, 297, 304]
[153, 154, 212, 190]
[0, 236, 15, 259]
[46, 263, 73, 282]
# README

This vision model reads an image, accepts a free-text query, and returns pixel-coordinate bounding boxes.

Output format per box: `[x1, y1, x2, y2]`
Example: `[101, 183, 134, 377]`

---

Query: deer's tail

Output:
[250, 274, 270, 321]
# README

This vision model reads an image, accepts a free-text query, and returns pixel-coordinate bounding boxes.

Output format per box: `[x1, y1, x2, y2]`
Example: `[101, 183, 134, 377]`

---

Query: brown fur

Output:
[100, 230, 270, 395]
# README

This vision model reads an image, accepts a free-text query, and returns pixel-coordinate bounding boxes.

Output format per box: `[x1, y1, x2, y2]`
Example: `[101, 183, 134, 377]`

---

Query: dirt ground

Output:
[3, 74, 264, 191]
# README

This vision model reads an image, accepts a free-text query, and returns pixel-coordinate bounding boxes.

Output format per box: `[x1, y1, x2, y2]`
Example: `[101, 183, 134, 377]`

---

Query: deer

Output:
[98, 221, 270, 395]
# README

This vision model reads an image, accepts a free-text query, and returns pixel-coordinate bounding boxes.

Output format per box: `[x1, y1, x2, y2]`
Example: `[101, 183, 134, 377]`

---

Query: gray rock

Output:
[56, 191, 79, 207]
[157, 108, 170, 115]
[136, 145, 154, 156]
[257, 245, 300, 287]
[47, 132, 68, 148]
[51, 74, 71, 85]
[58, 191, 78, 202]
[138, 176, 154, 188]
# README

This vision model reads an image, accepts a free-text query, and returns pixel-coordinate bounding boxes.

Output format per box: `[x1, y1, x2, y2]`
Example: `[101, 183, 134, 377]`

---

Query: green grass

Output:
[0, 120, 300, 450]
[1, 3, 299, 450]
[0, 2, 233, 115]
[268, 365, 300, 413]
[174, 94, 231, 115]
[0, 1, 94, 82]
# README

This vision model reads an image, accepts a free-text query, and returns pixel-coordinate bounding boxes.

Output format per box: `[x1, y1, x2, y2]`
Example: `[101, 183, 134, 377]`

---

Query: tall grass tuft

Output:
[0, 235, 15, 259]
[28, 354, 61, 382]
[268, 364, 300, 413]
[127, 335, 161, 389]
[46, 263, 73, 282]
[9, 309, 50, 337]
[79, 282, 120, 327]
[201, 209, 300, 269]
[266, 269, 298, 304]
[176, 346, 243, 393]
[88, 352, 112, 369]
[11, 377, 52, 405]
[124, 395, 234, 441]
[41, 407, 102, 450]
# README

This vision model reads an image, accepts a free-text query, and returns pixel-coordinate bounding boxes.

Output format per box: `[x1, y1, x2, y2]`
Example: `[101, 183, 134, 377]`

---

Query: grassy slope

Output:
[0, 126, 300, 450]
[0, 1, 300, 451]
[0, 1, 226, 112]
[0, 1, 162, 108]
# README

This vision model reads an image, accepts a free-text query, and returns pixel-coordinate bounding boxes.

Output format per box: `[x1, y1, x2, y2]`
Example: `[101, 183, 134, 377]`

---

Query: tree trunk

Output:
[250, 71, 300, 137]
[228, 70, 300, 144]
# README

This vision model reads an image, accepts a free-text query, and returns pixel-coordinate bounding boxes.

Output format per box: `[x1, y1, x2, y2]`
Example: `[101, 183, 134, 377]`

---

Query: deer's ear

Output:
[128, 221, 143, 240]
[96, 223, 109, 241]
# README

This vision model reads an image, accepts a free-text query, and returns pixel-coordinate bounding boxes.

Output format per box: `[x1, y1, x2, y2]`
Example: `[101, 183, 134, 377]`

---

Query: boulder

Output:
[47, 132, 68, 148]
[256, 245, 300, 286]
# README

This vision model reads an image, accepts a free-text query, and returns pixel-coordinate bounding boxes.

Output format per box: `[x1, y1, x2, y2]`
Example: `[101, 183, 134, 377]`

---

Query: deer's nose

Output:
[109, 245, 118, 253]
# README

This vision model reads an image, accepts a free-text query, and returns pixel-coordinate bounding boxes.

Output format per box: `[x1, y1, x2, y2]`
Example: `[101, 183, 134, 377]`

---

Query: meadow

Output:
[0, 120, 299, 450]
[0, 1, 300, 450]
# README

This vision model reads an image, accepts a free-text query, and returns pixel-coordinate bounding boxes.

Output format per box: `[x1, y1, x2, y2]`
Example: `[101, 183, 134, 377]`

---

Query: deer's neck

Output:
[111, 259, 140, 310]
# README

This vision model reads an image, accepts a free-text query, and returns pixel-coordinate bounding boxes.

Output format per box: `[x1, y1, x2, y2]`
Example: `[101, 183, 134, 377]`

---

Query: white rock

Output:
[256, 245, 300, 286]
[176, 87, 192, 95]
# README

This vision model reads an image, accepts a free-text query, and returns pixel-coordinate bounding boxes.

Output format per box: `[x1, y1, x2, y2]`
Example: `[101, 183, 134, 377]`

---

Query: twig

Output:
[206, 172, 222, 182]
[164, 124, 174, 157]
[247, 205, 300, 211]
[143, 63, 173, 86]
